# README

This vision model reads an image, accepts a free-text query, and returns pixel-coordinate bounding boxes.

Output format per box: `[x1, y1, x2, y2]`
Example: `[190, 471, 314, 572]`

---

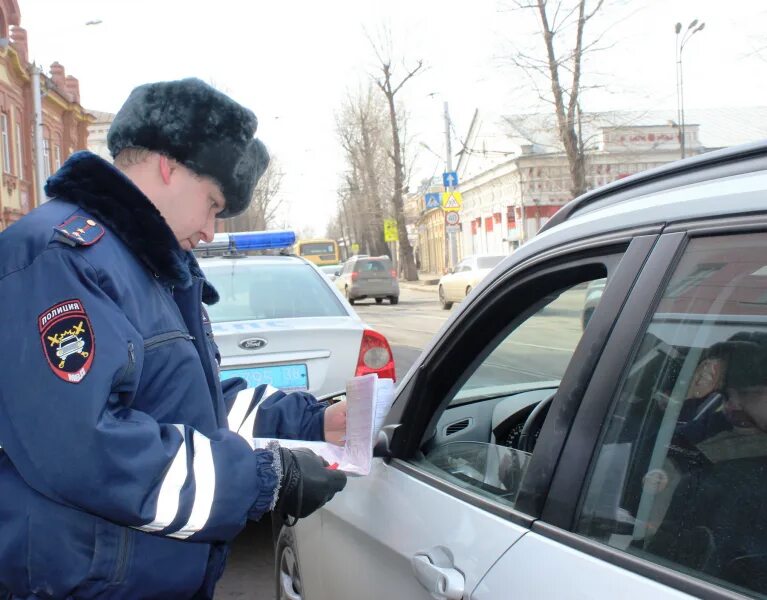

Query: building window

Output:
[1, 113, 12, 174]
[43, 139, 51, 178]
[54, 145, 61, 171]
[15, 121, 23, 178]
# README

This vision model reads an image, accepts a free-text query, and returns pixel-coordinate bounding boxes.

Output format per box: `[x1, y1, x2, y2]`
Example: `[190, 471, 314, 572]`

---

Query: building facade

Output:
[414, 105, 767, 271]
[86, 110, 114, 162]
[460, 123, 700, 256]
[0, 0, 92, 231]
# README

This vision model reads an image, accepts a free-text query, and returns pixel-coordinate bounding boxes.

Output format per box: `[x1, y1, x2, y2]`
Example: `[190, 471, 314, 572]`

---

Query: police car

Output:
[276, 140, 767, 599]
[194, 231, 395, 397]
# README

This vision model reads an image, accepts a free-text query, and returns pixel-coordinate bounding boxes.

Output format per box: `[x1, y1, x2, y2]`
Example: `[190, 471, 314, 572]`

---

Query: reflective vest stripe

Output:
[227, 388, 255, 433]
[169, 431, 216, 539]
[238, 385, 279, 440]
[138, 424, 188, 533]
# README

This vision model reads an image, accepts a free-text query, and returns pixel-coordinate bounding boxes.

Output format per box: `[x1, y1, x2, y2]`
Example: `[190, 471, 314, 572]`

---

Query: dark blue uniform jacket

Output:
[0, 152, 325, 599]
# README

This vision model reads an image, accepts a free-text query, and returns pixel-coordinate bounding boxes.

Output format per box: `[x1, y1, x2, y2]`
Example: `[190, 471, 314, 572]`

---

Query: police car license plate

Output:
[221, 364, 308, 391]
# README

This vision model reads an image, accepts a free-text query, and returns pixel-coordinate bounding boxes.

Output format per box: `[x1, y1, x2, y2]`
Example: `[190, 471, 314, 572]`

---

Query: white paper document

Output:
[253, 374, 395, 475]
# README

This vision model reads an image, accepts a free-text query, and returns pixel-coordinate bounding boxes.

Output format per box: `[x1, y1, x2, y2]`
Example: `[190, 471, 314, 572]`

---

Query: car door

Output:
[485, 223, 767, 598]
[334, 260, 353, 294]
[445, 260, 469, 301]
[281, 232, 662, 600]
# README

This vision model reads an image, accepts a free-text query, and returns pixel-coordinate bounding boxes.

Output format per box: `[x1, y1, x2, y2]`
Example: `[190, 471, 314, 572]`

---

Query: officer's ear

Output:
[158, 155, 178, 185]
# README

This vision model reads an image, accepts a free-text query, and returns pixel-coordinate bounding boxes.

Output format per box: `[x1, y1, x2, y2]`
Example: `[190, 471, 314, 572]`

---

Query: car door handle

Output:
[411, 547, 465, 600]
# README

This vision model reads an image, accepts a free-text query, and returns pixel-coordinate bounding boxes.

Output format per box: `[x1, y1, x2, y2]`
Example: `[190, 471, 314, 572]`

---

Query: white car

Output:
[438, 255, 505, 309]
[317, 263, 342, 282]
[196, 232, 395, 397]
[275, 142, 767, 600]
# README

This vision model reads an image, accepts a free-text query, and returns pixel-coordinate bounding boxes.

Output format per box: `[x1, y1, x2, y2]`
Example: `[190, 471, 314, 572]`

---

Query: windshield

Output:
[202, 262, 347, 322]
[477, 256, 504, 270]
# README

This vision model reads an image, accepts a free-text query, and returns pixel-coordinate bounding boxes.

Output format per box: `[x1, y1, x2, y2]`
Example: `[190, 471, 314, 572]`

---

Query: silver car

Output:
[275, 141, 767, 600]
[335, 255, 400, 305]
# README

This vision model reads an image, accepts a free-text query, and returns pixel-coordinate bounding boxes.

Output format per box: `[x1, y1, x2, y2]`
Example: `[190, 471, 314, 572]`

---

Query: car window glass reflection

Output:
[417, 274, 609, 510]
[577, 233, 767, 597]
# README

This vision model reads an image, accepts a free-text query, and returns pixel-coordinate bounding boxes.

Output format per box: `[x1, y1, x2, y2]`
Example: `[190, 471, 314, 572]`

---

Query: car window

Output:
[202, 262, 347, 321]
[300, 242, 335, 256]
[576, 233, 767, 597]
[359, 259, 390, 272]
[477, 256, 504, 270]
[415, 269, 611, 510]
[456, 280, 601, 400]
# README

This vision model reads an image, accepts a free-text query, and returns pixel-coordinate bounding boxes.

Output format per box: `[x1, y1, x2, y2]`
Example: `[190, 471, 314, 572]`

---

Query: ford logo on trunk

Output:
[239, 337, 268, 350]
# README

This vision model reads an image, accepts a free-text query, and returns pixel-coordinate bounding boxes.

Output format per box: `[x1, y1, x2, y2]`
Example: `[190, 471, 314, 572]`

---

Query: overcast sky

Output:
[20, 0, 767, 235]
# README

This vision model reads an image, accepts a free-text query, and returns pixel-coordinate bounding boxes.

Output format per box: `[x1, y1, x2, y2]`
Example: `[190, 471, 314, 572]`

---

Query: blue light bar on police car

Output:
[196, 230, 296, 253]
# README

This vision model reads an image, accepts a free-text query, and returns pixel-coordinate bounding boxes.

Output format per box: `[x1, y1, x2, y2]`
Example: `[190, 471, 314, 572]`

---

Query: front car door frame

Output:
[383, 226, 665, 524]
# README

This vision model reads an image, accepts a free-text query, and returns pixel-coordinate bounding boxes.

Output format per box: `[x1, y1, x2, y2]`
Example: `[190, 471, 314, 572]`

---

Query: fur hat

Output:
[710, 331, 767, 390]
[107, 77, 269, 218]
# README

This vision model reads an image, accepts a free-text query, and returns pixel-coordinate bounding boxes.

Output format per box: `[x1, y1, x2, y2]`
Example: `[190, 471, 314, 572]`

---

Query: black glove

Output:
[275, 447, 347, 524]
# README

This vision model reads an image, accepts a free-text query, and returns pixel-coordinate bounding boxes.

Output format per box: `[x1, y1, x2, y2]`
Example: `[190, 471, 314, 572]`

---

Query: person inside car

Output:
[648, 331, 767, 591]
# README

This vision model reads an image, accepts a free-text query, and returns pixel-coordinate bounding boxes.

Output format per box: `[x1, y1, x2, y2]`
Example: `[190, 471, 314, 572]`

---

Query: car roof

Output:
[541, 139, 767, 233]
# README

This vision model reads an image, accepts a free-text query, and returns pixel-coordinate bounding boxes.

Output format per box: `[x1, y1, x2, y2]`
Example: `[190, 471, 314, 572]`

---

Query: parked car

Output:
[437, 255, 506, 309]
[317, 263, 342, 282]
[275, 141, 767, 600]
[335, 255, 400, 305]
[195, 232, 395, 397]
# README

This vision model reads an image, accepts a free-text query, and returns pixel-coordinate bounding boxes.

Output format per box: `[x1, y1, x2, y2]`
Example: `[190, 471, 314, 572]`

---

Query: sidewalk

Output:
[399, 272, 441, 292]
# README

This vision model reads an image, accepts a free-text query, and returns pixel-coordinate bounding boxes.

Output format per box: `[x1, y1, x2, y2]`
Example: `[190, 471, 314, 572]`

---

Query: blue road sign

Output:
[424, 192, 441, 209]
[442, 171, 459, 187]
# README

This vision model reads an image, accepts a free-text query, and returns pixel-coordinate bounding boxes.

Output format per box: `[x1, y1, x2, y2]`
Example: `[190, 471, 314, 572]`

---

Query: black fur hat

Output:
[107, 77, 269, 218]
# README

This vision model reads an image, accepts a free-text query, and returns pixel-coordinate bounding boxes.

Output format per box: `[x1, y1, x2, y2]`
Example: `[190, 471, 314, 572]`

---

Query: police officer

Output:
[0, 78, 347, 599]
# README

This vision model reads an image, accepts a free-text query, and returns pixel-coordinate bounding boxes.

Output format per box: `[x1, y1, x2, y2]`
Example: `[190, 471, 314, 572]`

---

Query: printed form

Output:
[253, 374, 395, 475]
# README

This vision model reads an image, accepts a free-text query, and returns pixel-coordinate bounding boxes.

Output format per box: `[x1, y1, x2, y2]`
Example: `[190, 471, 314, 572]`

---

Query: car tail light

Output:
[390, 269, 397, 278]
[351, 271, 359, 281]
[355, 329, 396, 381]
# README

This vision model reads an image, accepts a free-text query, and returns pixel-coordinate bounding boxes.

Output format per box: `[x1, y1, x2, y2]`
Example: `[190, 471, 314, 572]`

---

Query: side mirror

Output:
[334, 271, 341, 277]
[445, 268, 453, 275]
[373, 424, 399, 459]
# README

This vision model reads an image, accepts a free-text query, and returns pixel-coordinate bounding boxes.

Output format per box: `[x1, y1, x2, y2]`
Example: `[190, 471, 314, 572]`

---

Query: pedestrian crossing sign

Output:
[441, 191, 462, 212]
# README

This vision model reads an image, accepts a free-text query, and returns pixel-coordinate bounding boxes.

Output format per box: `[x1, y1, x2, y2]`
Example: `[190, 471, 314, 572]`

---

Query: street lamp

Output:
[675, 19, 705, 159]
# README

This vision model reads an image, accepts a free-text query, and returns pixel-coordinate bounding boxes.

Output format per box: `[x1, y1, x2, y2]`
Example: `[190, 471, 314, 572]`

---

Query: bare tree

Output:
[509, 0, 606, 198]
[369, 28, 423, 281]
[335, 84, 392, 257]
[222, 158, 285, 232]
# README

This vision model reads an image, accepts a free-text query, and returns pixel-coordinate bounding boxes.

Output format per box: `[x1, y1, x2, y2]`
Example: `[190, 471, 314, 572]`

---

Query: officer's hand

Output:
[275, 448, 347, 522]
[324, 399, 347, 445]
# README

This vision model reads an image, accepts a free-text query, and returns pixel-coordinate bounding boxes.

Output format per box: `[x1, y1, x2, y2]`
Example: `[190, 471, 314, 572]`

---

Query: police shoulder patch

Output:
[54, 215, 105, 246]
[38, 299, 95, 383]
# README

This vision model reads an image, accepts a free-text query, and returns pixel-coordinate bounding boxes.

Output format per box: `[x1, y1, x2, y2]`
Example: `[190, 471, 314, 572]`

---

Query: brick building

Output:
[0, 0, 92, 231]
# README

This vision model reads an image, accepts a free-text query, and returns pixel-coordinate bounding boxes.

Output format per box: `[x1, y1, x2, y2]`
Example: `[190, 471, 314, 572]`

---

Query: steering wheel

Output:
[518, 391, 556, 453]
